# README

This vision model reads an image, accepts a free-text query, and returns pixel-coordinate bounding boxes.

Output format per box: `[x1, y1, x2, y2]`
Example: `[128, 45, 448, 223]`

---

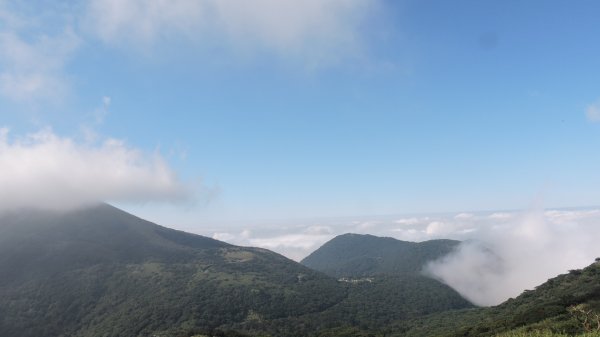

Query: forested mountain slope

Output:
[293, 233, 473, 335]
[301, 233, 460, 277]
[0, 206, 479, 336]
[395, 259, 600, 337]
[0, 204, 345, 337]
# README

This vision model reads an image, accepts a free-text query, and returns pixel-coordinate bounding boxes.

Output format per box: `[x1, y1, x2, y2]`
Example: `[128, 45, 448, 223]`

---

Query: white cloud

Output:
[201, 208, 600, 285]
[0, 127, 189, 212]
[0, 29, 79, 102]
[209, 209, 600, 304]
[544, 209, 600, 224]
[102, 96, 111, 107]
[586, 101, 600, 122]
[0, 1, 80, 102]
[92, 95, 111, 124]
[212, 232, 235, 242]
[425, 221, 446, 235]
[240, 229, 252, 239]
[489, 212, 512, 220]
[1, 0, 381, 105]
[304, 225, 334, 235]
[207, 224, 335, 261]
[85, 0, 378, 66]
[425, 209, 600, 306]
[354, 221, 377, 233]
[249, 234, 330, 250]
[248, 233, 334, 261]
[391, 227, 428, 242]
[85, 0, 206, 45]
[395, 217, 422, 225]
[454, 212, 474, 219]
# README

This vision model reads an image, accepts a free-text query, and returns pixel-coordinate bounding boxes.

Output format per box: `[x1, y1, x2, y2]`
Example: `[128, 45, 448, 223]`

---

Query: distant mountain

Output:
[0, 204, 228, 286]
[0, 204, 345, 337]
[0, 207, 482, 337]
[292, 233, 474, 335]
[301, 233, 460, 278]
[396, 259, 600, 337]
[299, 234, 600, 337]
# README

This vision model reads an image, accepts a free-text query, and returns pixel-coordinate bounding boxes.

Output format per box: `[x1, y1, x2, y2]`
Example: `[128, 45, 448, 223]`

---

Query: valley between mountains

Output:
[1, 204, 599, 337]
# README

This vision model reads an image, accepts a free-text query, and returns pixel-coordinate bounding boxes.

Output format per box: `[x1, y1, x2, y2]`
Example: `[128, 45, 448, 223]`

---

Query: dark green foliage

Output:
[301, 233, 460, 278]
[11, 205, 583, 337]
[300, 234, 600, 337]
[0, 204, 229, 286]
[395, 260, 600, 337]
[228, 273, 472, 336]
[230, 233, 473, 336]
[297, 233, 472, 330]
[315, 326, 383, 337]
[0, 204, 345, 337]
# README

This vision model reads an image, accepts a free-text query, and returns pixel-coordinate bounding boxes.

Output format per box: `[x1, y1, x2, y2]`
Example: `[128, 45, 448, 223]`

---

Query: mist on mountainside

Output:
[424, 209, 600, 306]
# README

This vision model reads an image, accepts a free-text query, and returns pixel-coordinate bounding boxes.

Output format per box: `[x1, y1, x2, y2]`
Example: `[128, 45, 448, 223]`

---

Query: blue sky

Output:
[2, 0, 600, 229]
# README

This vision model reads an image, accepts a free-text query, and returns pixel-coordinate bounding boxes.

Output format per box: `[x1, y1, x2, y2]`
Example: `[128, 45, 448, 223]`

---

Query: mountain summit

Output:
[0, 207, 478, 336]
[0, 204, 344, 337]
[301, 233, 460, 277]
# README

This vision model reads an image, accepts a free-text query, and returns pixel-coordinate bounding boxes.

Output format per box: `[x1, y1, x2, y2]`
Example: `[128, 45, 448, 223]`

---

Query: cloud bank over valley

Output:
[209, 208, 600, 306]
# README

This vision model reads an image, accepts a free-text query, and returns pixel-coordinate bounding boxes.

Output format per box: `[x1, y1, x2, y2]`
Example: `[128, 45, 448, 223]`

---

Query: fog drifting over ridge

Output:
[424, 209, 600, 306]
[210, 208, 600, 306]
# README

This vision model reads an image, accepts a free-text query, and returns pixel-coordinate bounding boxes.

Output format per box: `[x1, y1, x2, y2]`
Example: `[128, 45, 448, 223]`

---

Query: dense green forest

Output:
[0, 205, 343, 336]
[0, 205, 469, 336]
[392, 259, 600, 337]
[301, 233, 460, 278]
[1, 204, 599, 336]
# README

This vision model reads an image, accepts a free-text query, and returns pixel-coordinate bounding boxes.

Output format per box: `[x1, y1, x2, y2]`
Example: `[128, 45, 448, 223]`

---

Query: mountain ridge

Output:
[0, 204, 346, 336]
[3, 205, 590, 336]
[301, 232, 460, 278]
[394, 259, 600, 336]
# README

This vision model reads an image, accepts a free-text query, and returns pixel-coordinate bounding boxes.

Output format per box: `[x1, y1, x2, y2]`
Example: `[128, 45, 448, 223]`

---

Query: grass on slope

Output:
[496, 331, 600, 337]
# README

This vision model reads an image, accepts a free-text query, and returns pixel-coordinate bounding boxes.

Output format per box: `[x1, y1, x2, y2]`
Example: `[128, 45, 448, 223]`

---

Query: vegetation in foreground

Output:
[393, 260, 600, 337]
[495, 331, 600, 337]
[0, 205, 470, 337]
[3, 205, 600, 337]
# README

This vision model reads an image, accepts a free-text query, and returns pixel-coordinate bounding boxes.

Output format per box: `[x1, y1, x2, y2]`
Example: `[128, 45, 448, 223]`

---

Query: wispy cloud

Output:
[0, 2, 80, 102]
[84, 0, 378, 66]
[0, 28, 79, 102]
[586, 100, 600, 122]
[425, 209, 600, 306]
[206, 208, 600, 307]
[212, 225, 336, 261]
[1, 0, 380, 105]
[0, 127, 189, 212]
[84, 0, 206, 46]
[93, 95, 112, 124]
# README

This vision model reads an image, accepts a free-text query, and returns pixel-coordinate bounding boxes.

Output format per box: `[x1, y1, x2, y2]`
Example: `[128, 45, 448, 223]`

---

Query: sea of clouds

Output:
[211, 208, 600, 306]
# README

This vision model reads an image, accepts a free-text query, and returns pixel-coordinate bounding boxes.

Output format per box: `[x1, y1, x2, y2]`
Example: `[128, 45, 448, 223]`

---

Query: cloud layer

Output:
[85, 0, 375, 64]
[0, 128, 188, 212]
[0, 0, 377, 102]
[213, 224, 335, 261]
[209, 208, 600, 307]
[586, 101, 600, 122]
[0, 2, 80, 102]
[425, 209, 600, 306]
